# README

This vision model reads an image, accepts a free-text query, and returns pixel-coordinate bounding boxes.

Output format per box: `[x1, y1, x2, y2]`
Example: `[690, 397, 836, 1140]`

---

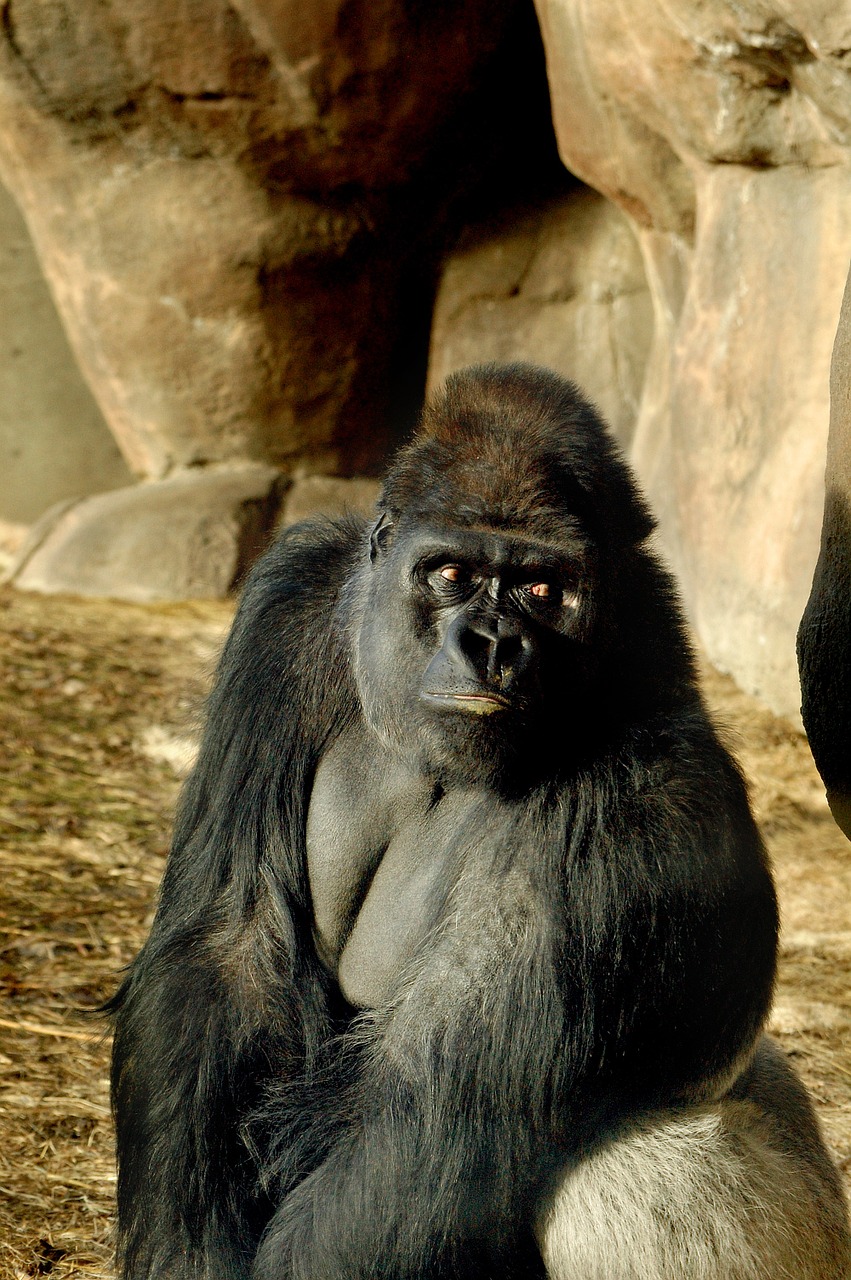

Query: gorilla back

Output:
[110, 364, 851, 1280]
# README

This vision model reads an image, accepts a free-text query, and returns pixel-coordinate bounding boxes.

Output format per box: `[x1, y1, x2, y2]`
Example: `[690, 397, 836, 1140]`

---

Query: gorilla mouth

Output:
[422, 691, 512, 715]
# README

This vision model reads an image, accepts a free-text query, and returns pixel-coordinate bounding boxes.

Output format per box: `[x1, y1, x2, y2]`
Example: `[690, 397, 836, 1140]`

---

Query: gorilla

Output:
[798, 269, 851, 841]
[110, 364, 851, 1280]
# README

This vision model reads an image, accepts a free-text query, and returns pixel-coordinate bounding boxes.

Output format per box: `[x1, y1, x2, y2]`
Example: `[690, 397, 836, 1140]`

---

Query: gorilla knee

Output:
[539, 1043, 851, 1280]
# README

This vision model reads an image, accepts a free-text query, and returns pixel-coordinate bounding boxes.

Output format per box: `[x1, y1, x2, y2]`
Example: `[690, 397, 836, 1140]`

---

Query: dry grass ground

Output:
[0, 585, 848, 1278]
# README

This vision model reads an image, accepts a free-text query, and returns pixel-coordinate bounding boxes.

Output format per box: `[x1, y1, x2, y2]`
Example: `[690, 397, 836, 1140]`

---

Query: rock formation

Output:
[1, 0, 850, 721]
[530, 0, 851, 718]
[0, 180, 130, 532]
[0, 0, 536, 596]
[0, 0, 523, 478]
[427, 186, 652, 450]
[11, 464, 281, 601]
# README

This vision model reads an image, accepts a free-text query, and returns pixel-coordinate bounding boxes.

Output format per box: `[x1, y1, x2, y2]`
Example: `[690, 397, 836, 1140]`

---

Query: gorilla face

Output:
[349, 363, 660, 786]
[354, 514, 598, 785]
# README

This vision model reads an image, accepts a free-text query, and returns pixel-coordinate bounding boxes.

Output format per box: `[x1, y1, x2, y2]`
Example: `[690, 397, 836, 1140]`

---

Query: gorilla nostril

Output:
[495, 633, 523, 670]
[461, 627, 494, 674]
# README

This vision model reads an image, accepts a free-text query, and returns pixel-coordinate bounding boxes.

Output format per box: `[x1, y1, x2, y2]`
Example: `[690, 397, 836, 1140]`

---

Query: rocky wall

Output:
[0, 179, 130, 535]
[530, 0, 851, 719]
[427, 186, 653, 450]
[0, 0, 539, 597]
[1, 0, 849, 720]
[0, 0, 520, 481]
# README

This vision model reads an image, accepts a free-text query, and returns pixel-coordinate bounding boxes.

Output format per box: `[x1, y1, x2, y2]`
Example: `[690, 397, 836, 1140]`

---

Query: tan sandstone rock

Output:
[279, 475, 380, 527]
[10, 464, 281, 601]
[0, 0, 515, 481]
[0, 178, 131, 524]
[534, 0, 851, 719]
[428, 187, 653, 449]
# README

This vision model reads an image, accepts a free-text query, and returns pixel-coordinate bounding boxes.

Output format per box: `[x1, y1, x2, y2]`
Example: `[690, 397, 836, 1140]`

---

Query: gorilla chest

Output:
[306, 730, 485, 1008]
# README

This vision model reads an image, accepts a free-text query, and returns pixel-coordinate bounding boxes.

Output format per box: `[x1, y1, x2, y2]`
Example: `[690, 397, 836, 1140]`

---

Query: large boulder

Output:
[279, 475, 379, 527]
[0, 0, 521, 481]
[10, 464, 281, 600]
[534, 0, 851, 719]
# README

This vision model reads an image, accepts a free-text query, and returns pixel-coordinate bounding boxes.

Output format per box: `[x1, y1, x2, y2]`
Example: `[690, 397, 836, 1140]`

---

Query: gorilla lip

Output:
[422, 691, 511, 714]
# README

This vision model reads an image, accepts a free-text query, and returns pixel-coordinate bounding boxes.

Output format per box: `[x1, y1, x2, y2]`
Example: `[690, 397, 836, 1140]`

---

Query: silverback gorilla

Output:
[110, 365, 851, 1279]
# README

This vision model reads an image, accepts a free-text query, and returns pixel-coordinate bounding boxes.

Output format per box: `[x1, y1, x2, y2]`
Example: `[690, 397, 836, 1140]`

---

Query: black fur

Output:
[110, 364, 778, 1279]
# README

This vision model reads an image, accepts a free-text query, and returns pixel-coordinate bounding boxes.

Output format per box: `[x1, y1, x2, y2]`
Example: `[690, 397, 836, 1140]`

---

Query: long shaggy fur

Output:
[109, 364, 851, 1280]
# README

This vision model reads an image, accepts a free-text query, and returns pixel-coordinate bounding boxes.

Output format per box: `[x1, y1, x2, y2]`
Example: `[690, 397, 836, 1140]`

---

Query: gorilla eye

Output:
[439, 565, 467, 583]
[424, 563, 477, 599]
[520, 580, 582, 612]
[521, 580, 557, 604]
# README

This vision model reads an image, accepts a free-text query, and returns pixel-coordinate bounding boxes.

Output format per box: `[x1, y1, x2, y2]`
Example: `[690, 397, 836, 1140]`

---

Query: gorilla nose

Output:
[444, 612, 530, 688]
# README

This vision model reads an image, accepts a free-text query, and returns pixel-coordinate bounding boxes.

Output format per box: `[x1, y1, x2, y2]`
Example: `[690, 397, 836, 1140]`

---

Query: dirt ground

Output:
[0, 584, 849, 1278]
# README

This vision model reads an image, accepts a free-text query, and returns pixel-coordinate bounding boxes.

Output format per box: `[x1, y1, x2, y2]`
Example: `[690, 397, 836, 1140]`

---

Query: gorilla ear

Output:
[369, 512, 394, 563]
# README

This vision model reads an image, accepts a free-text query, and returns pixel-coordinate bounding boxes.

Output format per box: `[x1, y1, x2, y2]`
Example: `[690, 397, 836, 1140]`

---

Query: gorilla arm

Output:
[109, 518, 365, 1280]
[253, 718, 778, 1280]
